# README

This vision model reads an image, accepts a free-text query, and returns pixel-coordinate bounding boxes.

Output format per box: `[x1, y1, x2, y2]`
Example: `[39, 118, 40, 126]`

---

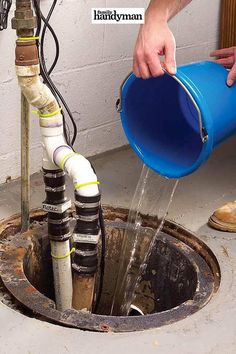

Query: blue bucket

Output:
[119, 61, 236, 178]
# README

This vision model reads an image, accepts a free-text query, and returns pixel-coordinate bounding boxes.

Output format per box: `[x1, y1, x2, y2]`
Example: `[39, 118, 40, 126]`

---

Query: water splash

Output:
[110, 165, 179, 316]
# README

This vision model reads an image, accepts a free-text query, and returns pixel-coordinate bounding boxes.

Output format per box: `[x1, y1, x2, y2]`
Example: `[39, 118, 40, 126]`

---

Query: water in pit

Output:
[110, 165, 179, 316]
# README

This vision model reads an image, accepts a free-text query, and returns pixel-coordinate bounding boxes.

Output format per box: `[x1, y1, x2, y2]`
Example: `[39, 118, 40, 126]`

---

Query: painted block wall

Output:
[0, 0, 220, 184]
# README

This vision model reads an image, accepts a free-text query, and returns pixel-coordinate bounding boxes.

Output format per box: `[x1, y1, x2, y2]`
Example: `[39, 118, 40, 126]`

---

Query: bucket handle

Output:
[116, 72, 208, 144]
[116, 72, 131, 114]
[173, 74, 208, 144]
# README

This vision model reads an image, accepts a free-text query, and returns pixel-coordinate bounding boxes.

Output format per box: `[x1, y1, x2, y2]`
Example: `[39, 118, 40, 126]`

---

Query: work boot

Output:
[208, 201, 236, 232]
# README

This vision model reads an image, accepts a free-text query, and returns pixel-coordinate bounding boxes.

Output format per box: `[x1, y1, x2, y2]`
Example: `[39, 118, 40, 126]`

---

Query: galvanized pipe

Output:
[72, 274, 96, 311]
[20, 93, 30, 232]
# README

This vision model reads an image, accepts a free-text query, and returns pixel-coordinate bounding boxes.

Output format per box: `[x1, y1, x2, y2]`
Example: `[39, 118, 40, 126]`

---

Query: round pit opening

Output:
[0, 206, 220, 332]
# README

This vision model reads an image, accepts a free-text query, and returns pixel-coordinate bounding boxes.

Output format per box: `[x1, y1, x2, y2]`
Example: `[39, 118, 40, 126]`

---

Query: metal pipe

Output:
[20, 93, 30, 232]
[12, 0, 36, 235]
[72, 274, 95, 311]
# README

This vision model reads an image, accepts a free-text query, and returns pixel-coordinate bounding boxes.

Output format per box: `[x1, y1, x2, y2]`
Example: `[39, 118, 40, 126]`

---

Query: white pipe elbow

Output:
[62, 154, 99, 197]
[54, 146, 99, 197]
[41, 117, 99, 197]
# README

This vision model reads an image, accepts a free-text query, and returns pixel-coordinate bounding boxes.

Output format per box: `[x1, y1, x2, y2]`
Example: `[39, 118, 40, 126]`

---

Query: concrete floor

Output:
[1, 136, 236, 353]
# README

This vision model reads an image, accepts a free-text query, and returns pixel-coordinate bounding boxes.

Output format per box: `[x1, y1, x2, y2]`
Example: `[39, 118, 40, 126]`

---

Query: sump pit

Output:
[0, 206, 220, 332]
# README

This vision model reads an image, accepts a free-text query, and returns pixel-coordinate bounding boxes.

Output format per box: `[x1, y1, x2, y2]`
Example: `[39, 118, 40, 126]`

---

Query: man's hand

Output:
[210, 47, 236, 86]
[133, 19, 176, 79]
[133, 0, 192, 80]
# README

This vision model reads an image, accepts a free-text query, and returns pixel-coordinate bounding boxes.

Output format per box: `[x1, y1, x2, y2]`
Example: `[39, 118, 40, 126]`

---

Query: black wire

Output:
[34, 0, 70, 145]
[94, 205, 106, 313]
[39, 1, 59, 76]
[90, 160, 106, 312]
[40, 22, 77, 144]
[33, 0, 77, 146]
[40, 0, 59, 76]
[39, 3, 77, 145]
[33, 0, 70, 144]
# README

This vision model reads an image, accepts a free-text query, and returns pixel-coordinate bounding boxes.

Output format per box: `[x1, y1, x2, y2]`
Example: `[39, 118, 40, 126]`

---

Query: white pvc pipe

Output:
[41, 122, 99, 197]
[42, 146, 58, 171]
[50, 240, 73, 311]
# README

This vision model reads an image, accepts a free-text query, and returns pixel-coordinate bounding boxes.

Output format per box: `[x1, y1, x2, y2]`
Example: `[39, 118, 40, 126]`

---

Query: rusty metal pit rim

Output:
[0, 207, 221, 333]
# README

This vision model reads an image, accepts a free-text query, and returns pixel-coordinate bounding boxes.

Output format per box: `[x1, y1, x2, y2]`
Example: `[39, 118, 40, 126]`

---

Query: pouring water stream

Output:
[110, 164, 179, 316]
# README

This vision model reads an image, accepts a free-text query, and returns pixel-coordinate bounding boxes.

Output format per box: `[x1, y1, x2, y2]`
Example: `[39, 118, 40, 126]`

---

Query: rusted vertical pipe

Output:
[12, 0, 36, 233]
[21, 93, 30, 232]
[72, 274, 95, 311]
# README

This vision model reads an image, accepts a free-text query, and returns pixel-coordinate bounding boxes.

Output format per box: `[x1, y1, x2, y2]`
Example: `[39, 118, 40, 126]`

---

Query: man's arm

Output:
[133, 0, 192, 79]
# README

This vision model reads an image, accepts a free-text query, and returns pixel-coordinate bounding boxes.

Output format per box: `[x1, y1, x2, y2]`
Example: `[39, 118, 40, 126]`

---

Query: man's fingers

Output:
[139, 61, 152, 79]
[215, 56, 234, 68]
[164, 37, 176, 75]
[133, 25, 177, 79]
[227, 63, 236, 86]
[148, 60, 164, 77]
[134, 51, 164, 78]
[145, 51, 164, 77]
[210, 46, 236, 86]
[210, 47, 234, 58]
[133, 22, 177, 79]
[133, 59, 141, 78]
[135, 47, 164, 78]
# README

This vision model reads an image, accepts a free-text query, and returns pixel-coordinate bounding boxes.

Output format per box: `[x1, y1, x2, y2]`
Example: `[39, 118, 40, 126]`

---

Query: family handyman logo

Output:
[92, 8, 145, 24]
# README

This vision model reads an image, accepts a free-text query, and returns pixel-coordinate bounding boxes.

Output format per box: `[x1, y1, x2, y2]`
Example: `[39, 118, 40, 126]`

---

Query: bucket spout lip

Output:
[120, 61, 215, 178]
[130, 139, 212, 179]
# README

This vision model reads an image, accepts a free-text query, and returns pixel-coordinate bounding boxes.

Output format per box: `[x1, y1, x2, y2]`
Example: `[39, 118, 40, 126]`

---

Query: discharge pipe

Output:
[72, 192, 101, 311]
[12, 0, 100, 312]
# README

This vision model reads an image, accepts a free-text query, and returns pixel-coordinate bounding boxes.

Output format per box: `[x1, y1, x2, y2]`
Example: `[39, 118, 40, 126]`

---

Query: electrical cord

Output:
[33, 0, 70, 145]
[94, 205, 106, 313]
[89, 161, 106, 312]
[33, 0, 77, 146]
[0, 0, 12, 31]
[40, 0, 59, 76]
[38, 2, 71, 145]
